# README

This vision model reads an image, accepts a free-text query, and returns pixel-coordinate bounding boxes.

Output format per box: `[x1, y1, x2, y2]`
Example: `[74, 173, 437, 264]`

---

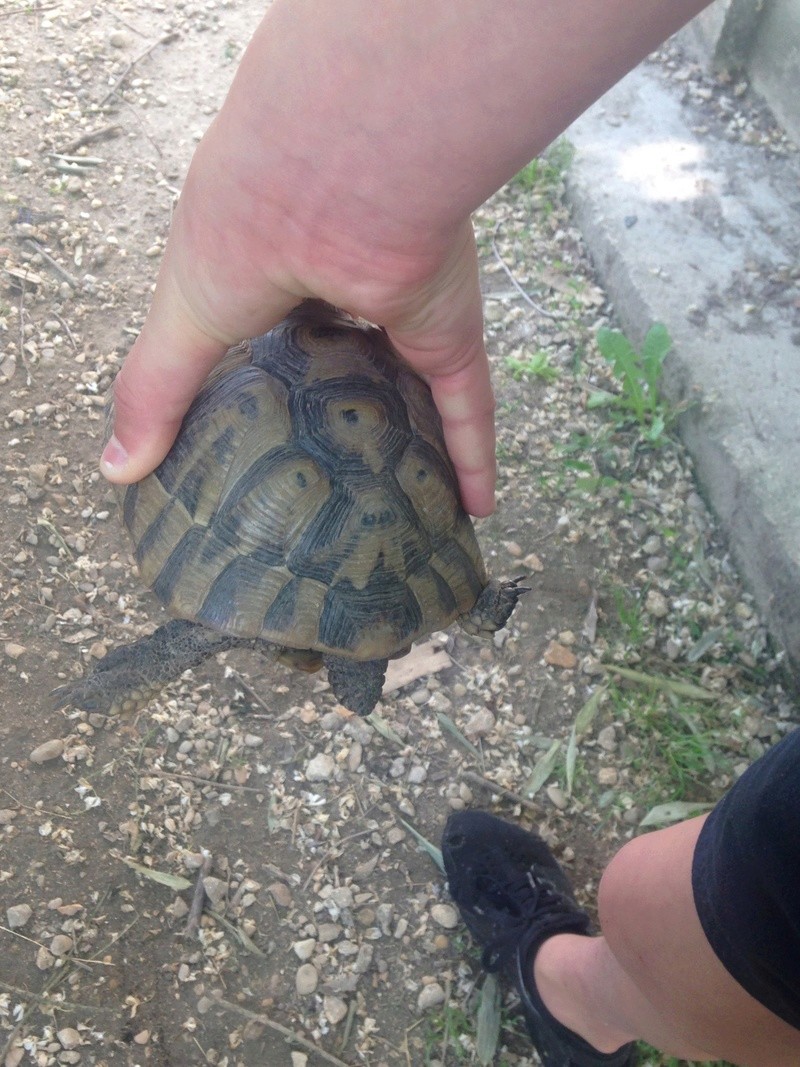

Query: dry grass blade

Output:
[604, 665, 717, 701]
[121, 857, 192, 891]
[436, 711, 481, 758]
[396, 816, 444, 873]
[476, 973, 502, 1065]
[566, 686, 607, 795]
[368, 711, 405, 746]
[212, 996, 353, 1067]
[523, 739, 561, 798]
[639, 801, 714, 828]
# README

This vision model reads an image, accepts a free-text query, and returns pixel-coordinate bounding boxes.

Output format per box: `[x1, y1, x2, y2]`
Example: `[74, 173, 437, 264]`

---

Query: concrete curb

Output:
[564, 61, 800, 679]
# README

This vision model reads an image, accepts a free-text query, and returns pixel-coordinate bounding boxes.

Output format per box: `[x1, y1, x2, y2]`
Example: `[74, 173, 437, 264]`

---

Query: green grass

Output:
[512, 139, 576, 192]
[587, 324, 675, 446]
[504, 350, 559, 382]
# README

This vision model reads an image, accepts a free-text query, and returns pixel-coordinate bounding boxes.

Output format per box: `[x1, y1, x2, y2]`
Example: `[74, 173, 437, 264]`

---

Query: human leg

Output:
[443, 779, 800, 1066]
[576, 814, 800, 1065]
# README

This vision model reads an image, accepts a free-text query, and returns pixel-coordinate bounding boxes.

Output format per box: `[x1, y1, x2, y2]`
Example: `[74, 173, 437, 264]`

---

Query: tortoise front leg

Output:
[53, 619, 236, 714]
[322, 654, 388, 717]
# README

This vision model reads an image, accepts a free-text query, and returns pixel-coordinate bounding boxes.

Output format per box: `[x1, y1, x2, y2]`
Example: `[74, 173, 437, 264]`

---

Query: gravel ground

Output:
[1, 4, 796, 1066]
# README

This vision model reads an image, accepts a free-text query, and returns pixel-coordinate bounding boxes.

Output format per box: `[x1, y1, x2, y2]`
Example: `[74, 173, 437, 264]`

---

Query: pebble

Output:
[645, 590, 670, 618]
[597, 767, 619, 786]
[202, 877, 227, 906]
[323, 995, 348, 1025]
[50, 934, 73, 956]
[4, 642, 26, 660]
[544, 641, 578, 669]
[295, 962, 319, 995]
[305, 752, 336, 781]
[268, 882, 292, 907]
[317, 922, 341, 943]
[417, 982, 446, 1011]
[30, 738, 64, 763]
[427, 690, 453, 713]
[57, 1028, 82, 1050]
[292, 938, 316, 960]
[6, 903, 32, 929]
[352, 943, 373, 974]
[597, 725, 617, 751]
[430, 904, 459, 929]
[108, 30, 128, 47]
[291, 1054, 309, 1067]
[464, 708, 495, 738]
[523, 552, 544, 571]
[546, 784, 568, 810]
[36, 946, 55, 970]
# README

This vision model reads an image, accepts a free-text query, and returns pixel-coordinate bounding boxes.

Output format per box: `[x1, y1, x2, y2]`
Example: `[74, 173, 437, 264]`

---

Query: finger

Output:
[100, 317, 228, 484]
[385, 228, 496, 517]
[100, 258, 296, 484]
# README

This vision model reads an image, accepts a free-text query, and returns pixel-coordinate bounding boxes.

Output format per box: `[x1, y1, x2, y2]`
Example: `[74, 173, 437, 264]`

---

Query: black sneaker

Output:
[442, 811, 637, 1067]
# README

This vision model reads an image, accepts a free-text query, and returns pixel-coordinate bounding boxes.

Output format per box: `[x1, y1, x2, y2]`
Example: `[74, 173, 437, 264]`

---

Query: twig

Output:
[460, 770, 543, 814]
[0, 786, 74, 820]
[22, 238, 80, 289]
[99, 31, 179, 107]
[226, 667, 272, 713]
[147, 767, 268, 794]
[109, 11, 149, 38]
[18, 282, 32, 384]
[0, 979, 110, 1014]
[212, 996, 354, 1067]
[58, 123, 122, 155]
[184, 850, 213, 938]
[491, 221, 559, 319]
[0, 2, 60, 16]
[52, 311, 80, 354]
[338, 998, 357, 1053]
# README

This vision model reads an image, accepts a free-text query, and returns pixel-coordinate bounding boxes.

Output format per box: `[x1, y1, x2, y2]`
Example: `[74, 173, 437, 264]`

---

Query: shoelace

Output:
[474, 867, 587, 973]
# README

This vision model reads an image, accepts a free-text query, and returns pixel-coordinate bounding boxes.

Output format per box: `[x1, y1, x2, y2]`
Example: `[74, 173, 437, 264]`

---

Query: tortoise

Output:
[55, 301, 526, 718]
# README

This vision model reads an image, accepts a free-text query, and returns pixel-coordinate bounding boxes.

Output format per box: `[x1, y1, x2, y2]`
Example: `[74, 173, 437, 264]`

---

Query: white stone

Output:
[6, 903, 32, 928]
[305, 753, 336, 781]
[417, 982, 446, 1011]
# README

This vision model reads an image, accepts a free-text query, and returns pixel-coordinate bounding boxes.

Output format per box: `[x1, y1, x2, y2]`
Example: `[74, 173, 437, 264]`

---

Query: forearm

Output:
[225, 0, 713, 239]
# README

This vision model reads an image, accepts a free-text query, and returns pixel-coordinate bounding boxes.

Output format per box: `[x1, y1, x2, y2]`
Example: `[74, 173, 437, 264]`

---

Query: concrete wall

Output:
[680, 0, 800, 145]
[748, 0, 800, 144]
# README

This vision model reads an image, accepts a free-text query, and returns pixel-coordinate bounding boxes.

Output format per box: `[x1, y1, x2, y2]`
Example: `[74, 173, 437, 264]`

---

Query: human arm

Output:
[102, 0, 712, 516]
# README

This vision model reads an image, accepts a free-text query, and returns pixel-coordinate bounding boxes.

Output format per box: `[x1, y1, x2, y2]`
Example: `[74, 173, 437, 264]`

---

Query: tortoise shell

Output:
[115, 301, 488, 663]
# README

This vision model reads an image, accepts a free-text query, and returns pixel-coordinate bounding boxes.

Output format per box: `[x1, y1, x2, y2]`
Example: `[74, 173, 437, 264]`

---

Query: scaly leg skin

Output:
[52, 618, 237, 714]
[460, 576, 529, 637]
[323, 654, 388, 717]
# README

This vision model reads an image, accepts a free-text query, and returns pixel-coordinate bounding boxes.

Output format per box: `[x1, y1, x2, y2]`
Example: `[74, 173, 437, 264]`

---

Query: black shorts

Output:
[692, 726, 800, 1030]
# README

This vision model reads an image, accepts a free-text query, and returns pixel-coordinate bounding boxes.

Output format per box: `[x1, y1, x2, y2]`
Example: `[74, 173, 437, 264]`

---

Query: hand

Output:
[101, 0, 711, 518]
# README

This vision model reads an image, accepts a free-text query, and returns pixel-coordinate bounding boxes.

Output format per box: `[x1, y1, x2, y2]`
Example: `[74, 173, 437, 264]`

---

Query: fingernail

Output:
[100, 434, 129, 474]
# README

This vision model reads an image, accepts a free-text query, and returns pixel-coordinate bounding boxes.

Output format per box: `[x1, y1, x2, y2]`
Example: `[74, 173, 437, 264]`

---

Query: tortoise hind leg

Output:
[53, 619, 236, 714]
[323, 654, 388, 717]
[460, 577, 529, 637]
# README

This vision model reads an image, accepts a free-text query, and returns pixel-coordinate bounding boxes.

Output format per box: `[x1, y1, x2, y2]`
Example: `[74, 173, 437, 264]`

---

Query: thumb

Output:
[100, 264, 295, 484]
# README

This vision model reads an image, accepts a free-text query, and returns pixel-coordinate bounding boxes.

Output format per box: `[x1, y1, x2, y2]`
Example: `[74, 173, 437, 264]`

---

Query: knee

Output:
[595, 817, 707, 990]
[596, 833, 653, 957]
